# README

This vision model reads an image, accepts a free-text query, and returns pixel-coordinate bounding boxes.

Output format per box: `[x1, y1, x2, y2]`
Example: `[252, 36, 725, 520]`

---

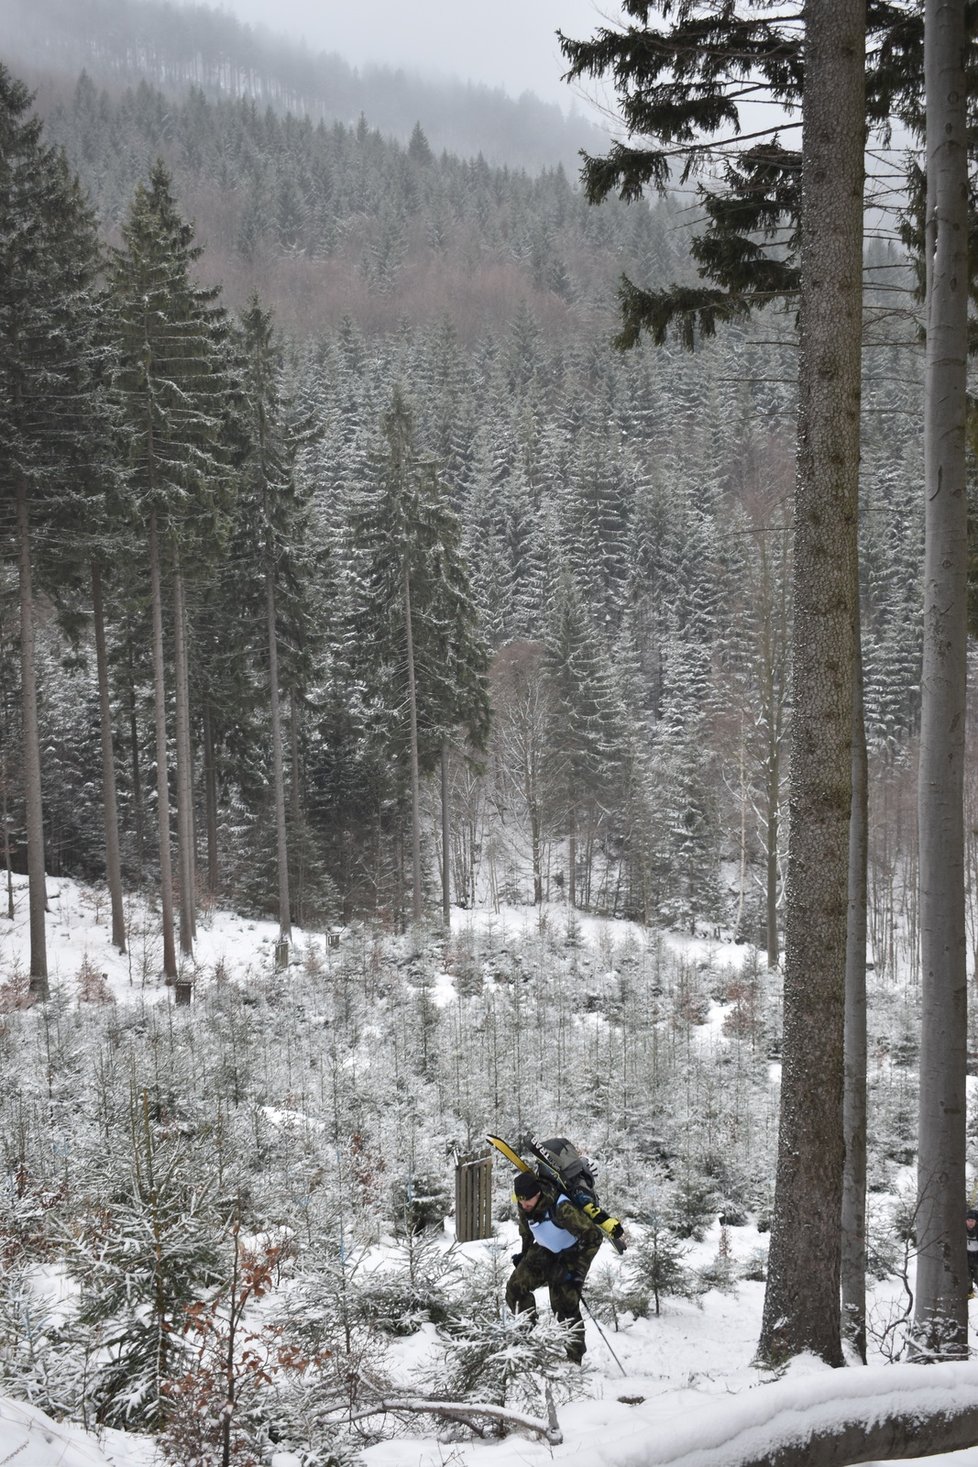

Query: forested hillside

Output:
[3, 0, 611, 174]
[5, 0, 978, 1460]
[0, 0, 940, 983]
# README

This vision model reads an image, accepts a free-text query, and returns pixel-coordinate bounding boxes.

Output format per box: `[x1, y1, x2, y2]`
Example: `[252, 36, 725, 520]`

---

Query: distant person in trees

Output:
[966, 1210, 978, 1297]
[506, 1169, 603, 1363]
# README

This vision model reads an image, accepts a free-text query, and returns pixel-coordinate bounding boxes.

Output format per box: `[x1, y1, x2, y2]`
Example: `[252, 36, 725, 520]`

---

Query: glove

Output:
[565, 1269, 586, 1292]
[512, 1253, 525, 1268]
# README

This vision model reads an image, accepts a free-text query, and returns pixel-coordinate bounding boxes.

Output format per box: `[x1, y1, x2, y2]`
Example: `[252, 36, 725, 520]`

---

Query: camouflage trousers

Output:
[505, 1243, 586, 1362]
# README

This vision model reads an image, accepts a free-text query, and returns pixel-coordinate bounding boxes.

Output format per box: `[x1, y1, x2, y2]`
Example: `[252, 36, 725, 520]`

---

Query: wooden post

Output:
[455, 1146, 493, 1242]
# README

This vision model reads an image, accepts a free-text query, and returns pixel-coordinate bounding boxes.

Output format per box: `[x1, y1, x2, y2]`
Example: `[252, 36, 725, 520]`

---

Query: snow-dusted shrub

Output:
[75, 955, 115, 1005]
[740, 1247, 768, 1283]
[626, 1214, 698, 1316]
[65, 1133, 226, 1428]
[0, 961, 32, 1012]
[348, 1235, 462, 1335]
[389, 1171, 451, 1235]
[669, 1170, 721, 1240]
[0, 1265, 62, 1412]
[428, 1253, 577, 1423]
[696, 1223, 737, 1294]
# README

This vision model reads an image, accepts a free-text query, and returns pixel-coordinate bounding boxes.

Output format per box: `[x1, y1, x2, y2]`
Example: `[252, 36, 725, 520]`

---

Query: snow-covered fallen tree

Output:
[603, 1361, 978, 1467]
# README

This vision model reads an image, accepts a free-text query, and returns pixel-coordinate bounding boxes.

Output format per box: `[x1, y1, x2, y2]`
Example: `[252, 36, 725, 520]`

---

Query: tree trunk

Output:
[126, 641, 145, 868]
[404, 563, 423, 923]
[171, 550, 196, 956]
[1, 740, 13, 920]
[758, 0, 864, 1367]
[842, 619, 868, 1360]
[202, 699, 219, 900]
[440, 740, 451, 928]
[913, 0, 970, 1359]
[91, 563, 127, 954]
[544, 1361, 978, 1467]
[148, 512, 177, 981]
[266, 538, 291, 944]
[16, 478, 48, 999]
[290, 689, 303, 923]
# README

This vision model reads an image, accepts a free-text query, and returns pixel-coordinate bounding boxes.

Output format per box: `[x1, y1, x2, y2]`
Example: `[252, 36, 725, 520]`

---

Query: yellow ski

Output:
[487, 1133, 533, 1173]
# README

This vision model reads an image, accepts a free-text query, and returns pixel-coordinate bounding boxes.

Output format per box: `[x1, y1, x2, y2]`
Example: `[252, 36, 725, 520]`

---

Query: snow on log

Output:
[603, 1361, 978, 1467]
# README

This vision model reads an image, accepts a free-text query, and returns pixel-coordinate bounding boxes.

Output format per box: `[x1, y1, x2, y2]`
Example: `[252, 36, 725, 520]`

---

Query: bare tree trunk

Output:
[1, 739, 13, 920]
[91, 563, 127, 953]
[202, 699, 219, 900]
[16, 478, 47, 998]
[126, 641, 145, 868]
[842, 620, 868, 1360]
[568, 803, 577, 910]
[171, 550, 195, 956]
[404, 563, 422, 923]
[759, 0, 864, 1367]
[440, 740, 450, 928]
[913, 0, 970, 1359]
[290, 689, 303, 923]
[266, 542, 291, 944]
[148, 512, 177, 981]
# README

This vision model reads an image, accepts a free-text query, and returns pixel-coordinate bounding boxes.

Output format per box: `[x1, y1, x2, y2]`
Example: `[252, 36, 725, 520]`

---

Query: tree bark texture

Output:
[843, 622, 869, 1360]
[913, 0, 970, 1358]
[759, 0, 865, 1366]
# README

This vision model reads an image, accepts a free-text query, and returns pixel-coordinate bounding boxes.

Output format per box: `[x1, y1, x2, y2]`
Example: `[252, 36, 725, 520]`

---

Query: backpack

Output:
[534, 1136, 601, 1210]
[533, 1135, 626, 1251]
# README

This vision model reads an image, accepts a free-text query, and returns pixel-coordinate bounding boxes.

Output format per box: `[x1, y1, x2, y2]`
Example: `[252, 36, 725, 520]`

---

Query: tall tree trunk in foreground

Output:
[758, 0, 865, 1366]
[913, 0, 970, 1360]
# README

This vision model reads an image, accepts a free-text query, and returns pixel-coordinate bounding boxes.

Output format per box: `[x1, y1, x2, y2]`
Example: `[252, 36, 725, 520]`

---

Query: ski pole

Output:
[580, 1295, 626, 1376]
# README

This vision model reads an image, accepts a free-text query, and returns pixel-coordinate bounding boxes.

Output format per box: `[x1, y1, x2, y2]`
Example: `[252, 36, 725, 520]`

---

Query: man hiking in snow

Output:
[506, 1168, 603, 1363]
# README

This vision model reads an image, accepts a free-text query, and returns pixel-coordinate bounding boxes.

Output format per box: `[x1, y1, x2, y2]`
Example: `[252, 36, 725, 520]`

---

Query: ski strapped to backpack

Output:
[487, 1133, 627, 1253]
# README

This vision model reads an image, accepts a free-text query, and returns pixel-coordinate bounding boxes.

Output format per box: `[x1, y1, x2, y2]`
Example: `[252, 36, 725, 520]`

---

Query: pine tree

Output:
[347, 387, 490, 923]
[107, 159, 234, 985]
[0, 66, 107, 997]
[542, 571, 626, 911]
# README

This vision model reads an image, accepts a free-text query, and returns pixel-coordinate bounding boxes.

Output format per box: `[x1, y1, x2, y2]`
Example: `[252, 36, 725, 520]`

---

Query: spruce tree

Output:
[107, 160, 234, 984]
[0, 66, 106, 997]
[347, 387, 490, 923]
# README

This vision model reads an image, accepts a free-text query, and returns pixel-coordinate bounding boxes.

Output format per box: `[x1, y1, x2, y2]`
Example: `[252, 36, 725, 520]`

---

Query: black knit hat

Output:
[514, 1170, 541, 1199]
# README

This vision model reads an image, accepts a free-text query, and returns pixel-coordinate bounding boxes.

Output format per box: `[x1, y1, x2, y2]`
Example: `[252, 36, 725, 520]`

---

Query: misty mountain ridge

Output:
[1, 0, 612, 174]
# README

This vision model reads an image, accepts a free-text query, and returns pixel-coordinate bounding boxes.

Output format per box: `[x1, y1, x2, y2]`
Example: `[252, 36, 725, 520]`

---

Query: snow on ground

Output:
[3, 877, 978, 1465]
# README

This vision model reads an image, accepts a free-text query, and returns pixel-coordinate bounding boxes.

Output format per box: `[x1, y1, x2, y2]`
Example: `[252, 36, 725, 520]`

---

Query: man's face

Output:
[519, 1191, 541, 1212]
[968, 1217, 976, 1230]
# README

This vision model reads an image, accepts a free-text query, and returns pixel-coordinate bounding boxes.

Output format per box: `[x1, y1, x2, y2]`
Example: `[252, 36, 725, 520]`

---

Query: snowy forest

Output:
[1, 0, 977, 1463]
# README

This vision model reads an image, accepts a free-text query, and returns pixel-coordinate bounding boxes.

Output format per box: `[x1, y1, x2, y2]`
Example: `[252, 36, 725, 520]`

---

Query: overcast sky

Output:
[202, 0, 621, 112]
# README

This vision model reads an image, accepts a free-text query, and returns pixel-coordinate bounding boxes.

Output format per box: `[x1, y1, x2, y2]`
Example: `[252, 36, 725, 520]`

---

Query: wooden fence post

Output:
[455, 1146, 493, 1242]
